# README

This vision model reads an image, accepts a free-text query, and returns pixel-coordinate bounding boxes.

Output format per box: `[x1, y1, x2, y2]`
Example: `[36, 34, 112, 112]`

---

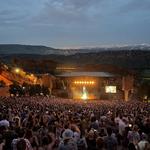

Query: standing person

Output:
[86, 129, 97, 150]
[58, 129, 78, 150]
[38, 133, 56, 150]
[117, 117, 128, 145]
[137, 133, 149, 150]
[104, 128, 118, 150]
[2, 126, 17, 150]
[16, 139, 27, 150]
[0, 134, 5, 150]
[96, 137, 105, 150]
[70, 124, 81, 143]
[127, 125, 140, 146]
[12, 128, 33, 150]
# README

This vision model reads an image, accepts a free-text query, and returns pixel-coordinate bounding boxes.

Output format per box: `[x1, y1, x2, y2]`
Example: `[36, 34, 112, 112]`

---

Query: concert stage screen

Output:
[105, 86, 116, 93]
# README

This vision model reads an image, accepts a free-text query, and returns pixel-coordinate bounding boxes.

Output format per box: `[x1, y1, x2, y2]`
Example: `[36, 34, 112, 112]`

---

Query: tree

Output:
[0, 80, 6, 87]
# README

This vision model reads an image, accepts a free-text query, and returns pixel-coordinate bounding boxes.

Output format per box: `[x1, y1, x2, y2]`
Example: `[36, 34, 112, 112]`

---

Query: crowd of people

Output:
[0, 96, 149, 150]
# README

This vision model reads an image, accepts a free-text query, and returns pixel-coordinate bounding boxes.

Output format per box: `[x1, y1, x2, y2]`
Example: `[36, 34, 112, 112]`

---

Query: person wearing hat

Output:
[0, 114, 10, 128]
[58, 129, 78, 150]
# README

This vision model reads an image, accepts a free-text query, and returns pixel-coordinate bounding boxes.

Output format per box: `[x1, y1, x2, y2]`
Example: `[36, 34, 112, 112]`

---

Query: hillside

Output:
[0, 44, 150, 72]
[0, 50, 150, 70]
[0, 44, 57, 55]
[0, 44, 150, 55]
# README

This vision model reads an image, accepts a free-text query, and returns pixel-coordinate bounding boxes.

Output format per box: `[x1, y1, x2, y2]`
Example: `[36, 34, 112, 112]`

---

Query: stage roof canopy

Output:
[57, 71, 115, 77]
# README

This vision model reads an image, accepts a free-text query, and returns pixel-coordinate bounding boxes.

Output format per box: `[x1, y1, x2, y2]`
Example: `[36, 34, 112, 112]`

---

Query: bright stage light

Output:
[14, 68, 20, 74]
[73, 80, 95, 85]
[81, 86, 88, 100]
[30, 74, 34, 77]
[81, 93, 88, 100]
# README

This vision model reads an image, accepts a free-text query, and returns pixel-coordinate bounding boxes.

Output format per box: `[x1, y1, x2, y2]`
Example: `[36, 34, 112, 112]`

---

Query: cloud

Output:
[31, 0, 106, 26]
[119, 0, 150, 14]
[0, 0, 48, 25]
[1, 0, 150, 26]
[0, 0, 150, 47]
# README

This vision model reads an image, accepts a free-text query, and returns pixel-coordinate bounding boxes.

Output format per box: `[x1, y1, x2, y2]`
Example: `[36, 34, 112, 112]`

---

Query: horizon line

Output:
[0, 43, 150, 50]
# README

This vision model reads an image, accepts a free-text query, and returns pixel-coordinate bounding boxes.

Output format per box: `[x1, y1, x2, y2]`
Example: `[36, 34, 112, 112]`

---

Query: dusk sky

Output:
[0, 0, 150, 48]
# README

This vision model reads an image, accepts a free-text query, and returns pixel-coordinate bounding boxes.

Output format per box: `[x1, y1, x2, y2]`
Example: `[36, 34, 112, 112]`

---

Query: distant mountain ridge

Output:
[0, 44, 150, 55]
[0, 44, 57, 55]
[0, 44, 150, 71]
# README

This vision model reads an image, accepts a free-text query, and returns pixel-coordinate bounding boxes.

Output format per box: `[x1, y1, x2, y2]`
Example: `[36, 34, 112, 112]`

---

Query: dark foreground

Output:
[0, 97, 150, 150]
